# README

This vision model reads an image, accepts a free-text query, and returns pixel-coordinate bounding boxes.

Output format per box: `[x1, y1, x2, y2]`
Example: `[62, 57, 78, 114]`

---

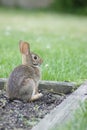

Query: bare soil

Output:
[0, 89, 65, 130]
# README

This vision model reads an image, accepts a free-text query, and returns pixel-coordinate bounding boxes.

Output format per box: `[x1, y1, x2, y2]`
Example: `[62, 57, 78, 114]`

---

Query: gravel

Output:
[0, 89, 65, 130]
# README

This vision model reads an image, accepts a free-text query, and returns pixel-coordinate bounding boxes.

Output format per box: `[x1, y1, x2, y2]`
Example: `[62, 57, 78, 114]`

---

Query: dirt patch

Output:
[0, 89, 65, 130]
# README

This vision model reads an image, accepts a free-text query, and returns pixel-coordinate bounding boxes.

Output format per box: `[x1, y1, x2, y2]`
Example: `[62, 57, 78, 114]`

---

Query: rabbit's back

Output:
[7, 65, 37, 100]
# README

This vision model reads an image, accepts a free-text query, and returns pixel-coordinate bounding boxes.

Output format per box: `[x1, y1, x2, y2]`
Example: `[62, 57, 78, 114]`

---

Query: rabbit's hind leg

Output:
[29, 80, 43, 101]
[20, 78, 43, 101]
[19, 78, 34, 101]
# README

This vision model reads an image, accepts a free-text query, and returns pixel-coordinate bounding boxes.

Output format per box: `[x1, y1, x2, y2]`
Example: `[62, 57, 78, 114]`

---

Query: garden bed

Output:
[0, 89, 65, 130]
[0, 79, 76, 130]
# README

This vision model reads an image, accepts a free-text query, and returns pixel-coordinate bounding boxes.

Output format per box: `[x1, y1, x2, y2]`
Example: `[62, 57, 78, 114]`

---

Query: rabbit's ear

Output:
[19, 40, 30, 55]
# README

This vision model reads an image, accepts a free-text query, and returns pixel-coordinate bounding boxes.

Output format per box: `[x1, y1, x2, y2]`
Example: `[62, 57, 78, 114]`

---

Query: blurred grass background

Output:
[52, 0, 87, 15]
[0, 8, 87, 84]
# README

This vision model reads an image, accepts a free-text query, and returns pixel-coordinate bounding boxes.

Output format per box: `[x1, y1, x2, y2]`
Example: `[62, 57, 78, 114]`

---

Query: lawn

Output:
[0, 8, 87, 84]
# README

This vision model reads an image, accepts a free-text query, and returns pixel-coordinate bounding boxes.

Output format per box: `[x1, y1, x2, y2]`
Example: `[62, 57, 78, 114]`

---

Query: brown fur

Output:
[7, 41, 43, 101]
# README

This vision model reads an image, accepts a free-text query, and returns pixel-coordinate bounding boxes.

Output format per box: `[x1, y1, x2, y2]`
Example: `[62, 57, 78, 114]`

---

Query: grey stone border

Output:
[0, 78, 76, 94]
[0, 78, 7, 90]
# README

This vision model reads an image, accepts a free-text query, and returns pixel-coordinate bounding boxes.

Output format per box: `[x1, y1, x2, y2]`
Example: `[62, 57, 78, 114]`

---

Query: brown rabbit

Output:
[7, 41, 43, 101]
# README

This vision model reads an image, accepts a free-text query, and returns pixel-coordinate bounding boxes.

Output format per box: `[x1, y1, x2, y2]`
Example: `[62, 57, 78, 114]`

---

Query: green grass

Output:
[0, 7, 87, 84]
[52, 101, 87, 130]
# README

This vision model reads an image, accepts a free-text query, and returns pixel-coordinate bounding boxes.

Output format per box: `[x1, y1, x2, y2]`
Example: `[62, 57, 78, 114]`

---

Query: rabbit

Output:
[7, 41, 43, 102]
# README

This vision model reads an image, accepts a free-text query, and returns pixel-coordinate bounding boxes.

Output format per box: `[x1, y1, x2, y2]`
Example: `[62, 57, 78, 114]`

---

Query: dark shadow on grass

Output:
[0, 6, 87, 16]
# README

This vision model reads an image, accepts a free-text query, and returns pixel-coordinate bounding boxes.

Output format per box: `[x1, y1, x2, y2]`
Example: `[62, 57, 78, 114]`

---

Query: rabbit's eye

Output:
[34, 56, 37, 60]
